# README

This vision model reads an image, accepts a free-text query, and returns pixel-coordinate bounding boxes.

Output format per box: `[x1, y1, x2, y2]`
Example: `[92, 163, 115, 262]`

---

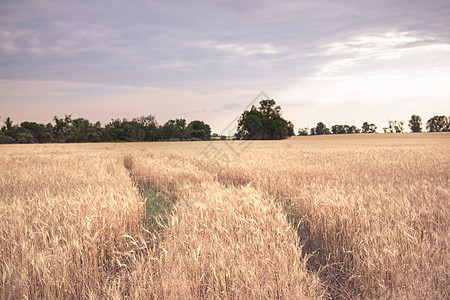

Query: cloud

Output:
[221, 102, 241, 110]
[275, 29, 450, 131]
[1, 0, 450, 132]
[316, 32, 450, 77]
[280, 31, 450, 102]
[183, 40, 283, 56]
[2, 1, 449, 90]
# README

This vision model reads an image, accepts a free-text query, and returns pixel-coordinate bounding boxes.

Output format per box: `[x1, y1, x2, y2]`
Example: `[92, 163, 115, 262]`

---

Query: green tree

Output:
[236, 108, 264, 139]
[384, 120, 404, 133]
[361, 122, 369, 133]
[64, 118, 96, 142]
[20, 121, 53, 143]
[0, 131, 14, 144]
[124, 119, 145, 141]
[3, 119, 19, 140]
[187, 120, 211, 140]
[133, 115, 159, 141]
[298, 128, 308, 136]
[162, 118, 188, 141]
[314, 122, 330, 135]
[350, 125, 359, 133]
[332, 125, 345, 134]
[53, 115, 71, 142]
[105, 119, 128, 141]
[333, 124, 362, 134]
[395, 121, 404, 133]
[16, 132, 35, 143]
[409, 115, 422, 132]
[161, 120, 176, 140]
[287, 121, 295, 136]
[426, 115, 449, 132]
[361, 122, 377, 133]
[259, 99, 281, 117]
[5, 117, 13, 131]
[236, 99, 294, 140]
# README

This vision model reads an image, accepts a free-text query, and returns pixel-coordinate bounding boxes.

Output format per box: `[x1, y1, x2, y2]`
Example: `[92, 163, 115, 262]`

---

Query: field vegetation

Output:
[1, 133, 449, 299]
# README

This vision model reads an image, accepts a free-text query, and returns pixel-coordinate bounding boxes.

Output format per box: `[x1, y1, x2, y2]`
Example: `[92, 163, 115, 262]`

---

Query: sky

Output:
[1, 0, 449, 133]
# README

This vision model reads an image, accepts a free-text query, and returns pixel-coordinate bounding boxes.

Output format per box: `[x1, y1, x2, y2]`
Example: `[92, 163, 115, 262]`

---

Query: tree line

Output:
[1, 100, 449, 143]
[237, 100, 449, 138]
[296, 114, 449, 136]
[0, 115, 211, 144]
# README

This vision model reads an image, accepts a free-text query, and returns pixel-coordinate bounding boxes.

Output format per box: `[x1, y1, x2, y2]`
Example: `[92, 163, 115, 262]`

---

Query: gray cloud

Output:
[1, 0, 450, 132]
[1, 0, 448, 90]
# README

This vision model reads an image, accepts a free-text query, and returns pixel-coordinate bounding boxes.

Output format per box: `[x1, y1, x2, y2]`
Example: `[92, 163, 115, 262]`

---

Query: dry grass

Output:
[1, 133, 449, 299]
[0, 144, 147, 299]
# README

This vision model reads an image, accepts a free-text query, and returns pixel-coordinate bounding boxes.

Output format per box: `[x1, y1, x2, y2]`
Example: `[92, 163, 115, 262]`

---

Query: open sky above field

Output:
[1, 0, 449, 133]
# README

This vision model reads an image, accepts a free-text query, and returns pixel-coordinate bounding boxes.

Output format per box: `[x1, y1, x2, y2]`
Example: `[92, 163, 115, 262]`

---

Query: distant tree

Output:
[409, 115, 422, 132]
[162, 118, 188, 140]
[361, 122, 376, 133]
[386, 121, 394, 133]
[16, 132, 35, 143]
[161, 120, 176, 140]
[175, 119, 188, 140]
[395, 121, 404, 133]
[426, 115, 449, 132]
[0, 115, 212, 143]
[64, 118, 99, 142]
[0, 131, 14, 144]
[351, 125, 360, 134]
[314, 122, 330, 135]
[331, 124, 360, 134]
[133, 115, 157, 127]
[1, 117, 19, 141]
[133, 115, 159, 141]
[362, 122, 370, 133]
[236, 108, 263, 139]
[332, 124, 344, 134]
[384, 120, 404, 133]
[261, 99, 279, 115]
[298, 128, 308, 136]
[105, 119, 128, 141]
[19, 121, 53, 143]
[236, 99, 294, 140]
[187, 120, 211, 140]
[104, 117, 156, 142]
[287, 121, 295, 136]
[126, 119, 146, 141]
[53, 115, 71, 142]
[5, 117, 13, 131]
[316, 122, 325, 135]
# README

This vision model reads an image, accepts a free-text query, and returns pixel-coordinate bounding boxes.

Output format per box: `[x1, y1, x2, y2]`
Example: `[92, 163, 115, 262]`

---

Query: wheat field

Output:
[1, 133, 449, 299]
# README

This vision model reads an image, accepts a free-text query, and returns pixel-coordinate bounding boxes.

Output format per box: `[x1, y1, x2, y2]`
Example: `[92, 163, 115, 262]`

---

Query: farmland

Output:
[1, 133, 449, 299]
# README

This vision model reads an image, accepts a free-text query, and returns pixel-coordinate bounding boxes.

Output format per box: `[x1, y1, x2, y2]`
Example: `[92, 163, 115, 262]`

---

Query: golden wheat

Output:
[1, 133, 449, 299]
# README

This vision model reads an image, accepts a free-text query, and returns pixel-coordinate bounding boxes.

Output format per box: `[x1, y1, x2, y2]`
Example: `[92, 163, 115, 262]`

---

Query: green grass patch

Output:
[137, 182, 174, 233]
